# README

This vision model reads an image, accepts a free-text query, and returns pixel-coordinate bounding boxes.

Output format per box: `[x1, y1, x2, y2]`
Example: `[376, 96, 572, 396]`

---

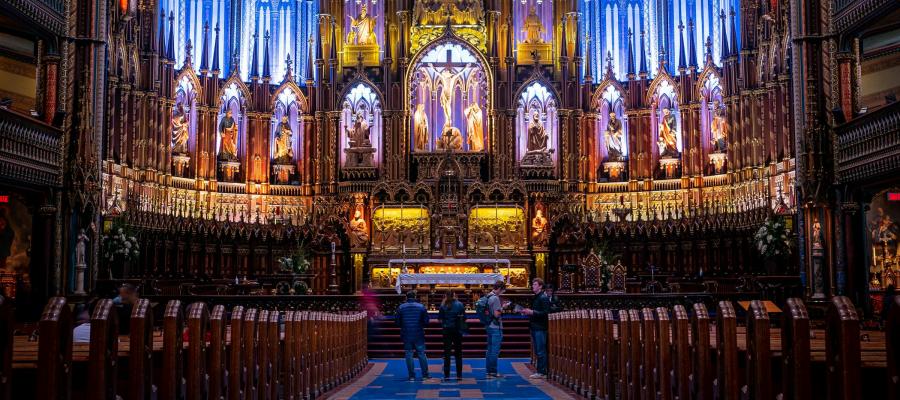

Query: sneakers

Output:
[486, 373, 504, 379]
[529, 373, 547, 379]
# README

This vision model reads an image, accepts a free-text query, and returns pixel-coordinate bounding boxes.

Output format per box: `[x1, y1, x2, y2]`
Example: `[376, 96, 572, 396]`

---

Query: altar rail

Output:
[548, 296, 899, 399]
[3, 296, 367, 400]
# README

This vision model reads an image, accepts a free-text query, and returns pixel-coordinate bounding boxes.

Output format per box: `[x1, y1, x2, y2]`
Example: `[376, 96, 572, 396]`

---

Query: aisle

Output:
[327, 358, 576, 400]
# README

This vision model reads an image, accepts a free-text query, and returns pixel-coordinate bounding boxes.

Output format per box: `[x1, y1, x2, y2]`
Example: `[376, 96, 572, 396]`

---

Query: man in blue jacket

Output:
[520, 278, 551, 379]
[396, 290, 431, 381]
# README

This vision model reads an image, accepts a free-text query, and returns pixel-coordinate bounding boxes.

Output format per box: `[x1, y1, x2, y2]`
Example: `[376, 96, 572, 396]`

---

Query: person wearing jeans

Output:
[520, 278, 551, 378]
[396, 290, 431, 380]
[438, 290, 466, 380]
[484, 280, 506, 378]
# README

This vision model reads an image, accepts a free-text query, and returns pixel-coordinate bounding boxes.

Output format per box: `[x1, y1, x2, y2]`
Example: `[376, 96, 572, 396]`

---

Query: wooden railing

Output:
[0, 107, 62, 187]
[548, 296, 897, 399]
[6, 296, 367, 400]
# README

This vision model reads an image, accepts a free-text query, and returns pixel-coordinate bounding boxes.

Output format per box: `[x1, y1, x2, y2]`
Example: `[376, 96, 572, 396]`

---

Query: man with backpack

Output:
[396, 290, 431, 381]
[476, 280, 506, 379]
[520, 278, 551, 379]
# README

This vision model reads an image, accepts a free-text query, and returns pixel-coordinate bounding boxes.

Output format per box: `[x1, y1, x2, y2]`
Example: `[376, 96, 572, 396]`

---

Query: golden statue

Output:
[465, 102, 484, 152]
[527, 112, 548, 153]
[437, 122, 463, 151]
[346, 111, 372, 148]
[347, 4, 377, 45]
[657, 108, 679, 157]
[171, 105, 189, 154]
[522, 5, 546, 44]
[710, 102, 728, 152]
[532, 207, 548, 241]
[349, 206, 369, 247]
[218, 109, 238, 161]
[413, 103, 429, 151]
[273, 115, 294, 164]
[430, 63, 469, 125]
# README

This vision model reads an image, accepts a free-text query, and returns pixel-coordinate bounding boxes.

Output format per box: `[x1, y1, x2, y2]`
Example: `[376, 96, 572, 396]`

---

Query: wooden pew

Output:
[129, 298, 154, 400]
[887, 296, 900, 400]
[186, 302, 209, 400]
[267, 310, 279, 400]
[691, 303, 712, 400]
[714, 301, 739, 400]
[586, 309, 597, 398]
[600, 309, 615, 400]
[282, 311, 297, 400]
[744, 300, 772, 399]
[160, 300, 185, 400]
[36, 297, 72, 400]
[0, 296, 12, 400]
[242, 308, 258, 400]
[209, 305, 227, 400]
[257, 310, 271, 400]
[228, 306, 245, 400]
[655, 307, 672, 400]
[671, 305, 690, 400]
[825, 296, 861, 399]
[640, 308, 658, 400]
[87, 299, 118, 400]
[781, 298, 811, 400]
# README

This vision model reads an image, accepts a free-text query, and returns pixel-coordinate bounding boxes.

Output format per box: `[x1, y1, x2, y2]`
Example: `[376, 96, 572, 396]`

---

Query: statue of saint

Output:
[273, 115, 294, 164]
[347, 111, 371, 148]
[532, 207, 548, 243]
[657, 107, 679, 158]
[527, 112, 548, 153]
[438, 122, 463, 151]
[430, 63, 469, 125]
[349, 207, 369, 247]
[605, 111, 624, 161]
[347, 4, 377, 45]
[218, 109, 238, 161]
[710, 103, 728, 152]
[522, 5, 546, 44]
[465, 102, 484, 152]
[413, 103, 429, 151]
[812, 220, 823, 250]
[75, 229, 88, 266]
[171, 105, 189, 154]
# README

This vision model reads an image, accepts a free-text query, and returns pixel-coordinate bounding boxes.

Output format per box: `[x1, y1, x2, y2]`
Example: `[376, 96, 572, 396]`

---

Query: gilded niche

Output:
[409, 0, 486, 54]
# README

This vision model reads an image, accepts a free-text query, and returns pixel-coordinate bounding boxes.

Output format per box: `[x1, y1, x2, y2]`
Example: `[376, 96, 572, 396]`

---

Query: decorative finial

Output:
[284, 53, 293, 81]
[185, 39, 193, 66]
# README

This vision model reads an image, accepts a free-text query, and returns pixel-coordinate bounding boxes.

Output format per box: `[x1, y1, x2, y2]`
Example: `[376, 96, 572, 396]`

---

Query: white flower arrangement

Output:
[754, 216, 792, 260]
[102, 227, 141, 264]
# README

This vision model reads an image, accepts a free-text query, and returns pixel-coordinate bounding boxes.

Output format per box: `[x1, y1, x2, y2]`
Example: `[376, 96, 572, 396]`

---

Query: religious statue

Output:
[413, 103, 429, 151]
[218, 109, 238, 161]
[605, 111, 624, 161]
[171, 105, 189, 154]
[273, 114, 294, 164]
[465, 102, 484, 152]
[710, 103, 728, 152]
[532, 207, 548, 244]
[527, 112, 548, 153]
[812, 220, 823, 250]
[75, 228, 88, 266]
[346, 3, 377, 45]
[346, 111, 372, 148]
[349, 206, 369, 247]
[522, 5, 546, 44]
[430, 63, 469, 124]
[657, 107, 679, 158]
[437, 122, 463, 151]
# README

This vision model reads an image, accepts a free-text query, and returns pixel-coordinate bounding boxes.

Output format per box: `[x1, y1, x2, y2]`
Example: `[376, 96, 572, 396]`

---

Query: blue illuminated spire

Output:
[678, 22, 686, 71]
[167, 12, 175, 61]
[730, 8, 739, 55]
[627, 29, 635, 76]
[200, 22, 209, 70]
[158, 9, 167, 58]
[250, 32, 259, 78]
[719, 10, 729, 60]
[212, 24, 220, 73]
[639, 30, 647, 74]
[263, 31, 271, 78]
[688, 19, 697, 69]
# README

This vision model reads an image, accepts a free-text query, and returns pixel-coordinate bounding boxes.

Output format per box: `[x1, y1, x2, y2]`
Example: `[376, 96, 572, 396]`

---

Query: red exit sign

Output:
[889, 193, 900, 201]
[0, 195, 8, 203]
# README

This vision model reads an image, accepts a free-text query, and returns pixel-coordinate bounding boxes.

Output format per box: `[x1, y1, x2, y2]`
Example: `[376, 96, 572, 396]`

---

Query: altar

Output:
[388, 258, 512, 293]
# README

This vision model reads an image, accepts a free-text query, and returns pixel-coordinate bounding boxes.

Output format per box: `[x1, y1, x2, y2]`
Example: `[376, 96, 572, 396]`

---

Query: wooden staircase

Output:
[367, 314, 533, 358]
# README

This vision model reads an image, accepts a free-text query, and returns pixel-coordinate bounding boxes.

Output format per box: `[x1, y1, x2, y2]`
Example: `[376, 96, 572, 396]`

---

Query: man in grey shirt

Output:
[484, 280, 505, 378]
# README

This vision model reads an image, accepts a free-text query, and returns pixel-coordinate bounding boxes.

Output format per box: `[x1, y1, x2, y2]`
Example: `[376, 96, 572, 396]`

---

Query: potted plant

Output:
[754, 215, 793, 273]
[278, 239, 310, 275]
[592, 241, 617, 292]
[101, 225, 140, 278]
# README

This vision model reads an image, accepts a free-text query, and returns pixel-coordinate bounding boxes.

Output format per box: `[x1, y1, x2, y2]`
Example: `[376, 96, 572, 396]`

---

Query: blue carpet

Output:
[336, 358, 570, 400]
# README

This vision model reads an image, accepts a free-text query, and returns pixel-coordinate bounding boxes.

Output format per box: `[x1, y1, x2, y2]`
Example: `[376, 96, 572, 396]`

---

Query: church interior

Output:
[0, 0, 898, 398]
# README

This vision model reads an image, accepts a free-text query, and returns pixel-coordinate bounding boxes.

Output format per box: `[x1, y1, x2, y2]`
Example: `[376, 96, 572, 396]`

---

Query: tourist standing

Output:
[482, 280, 506, 378]
[545, 283, 563, 313]
[520, 278, 551, 379]
[437, 290, 466, 381]
[396, 290, 431, 381]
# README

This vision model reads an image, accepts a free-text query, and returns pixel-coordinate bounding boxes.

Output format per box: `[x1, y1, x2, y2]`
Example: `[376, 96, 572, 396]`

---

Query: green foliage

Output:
[278, 238, 310, 274]
[754, 215, 793, 260]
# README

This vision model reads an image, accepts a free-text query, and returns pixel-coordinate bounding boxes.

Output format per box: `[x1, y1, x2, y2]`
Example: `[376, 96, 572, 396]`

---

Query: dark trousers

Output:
[442, 328, 463, 378]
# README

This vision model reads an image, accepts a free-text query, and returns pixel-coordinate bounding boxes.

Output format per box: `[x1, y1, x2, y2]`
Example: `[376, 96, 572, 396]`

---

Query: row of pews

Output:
[548, 296, 900, 399]
[0, 296, 368, 400]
